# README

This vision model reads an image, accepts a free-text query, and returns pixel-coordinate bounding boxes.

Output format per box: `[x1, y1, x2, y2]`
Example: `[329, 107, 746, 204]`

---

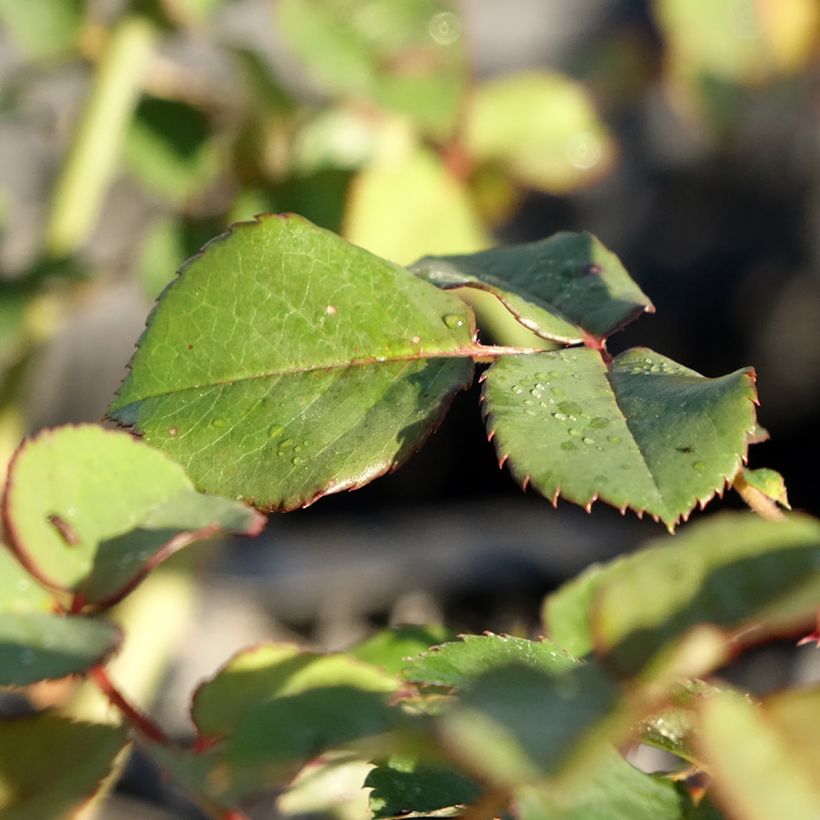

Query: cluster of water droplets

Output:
[268, 425, 305, 466]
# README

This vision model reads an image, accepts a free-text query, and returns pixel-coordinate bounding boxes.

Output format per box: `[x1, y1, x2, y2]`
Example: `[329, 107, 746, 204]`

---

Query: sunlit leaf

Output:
[0, 0, 83, 59]
[2, 425, 263, 607]
[108, 214, 476, 511]
[740, 467, 790, 509]
[412, 231, 652, 344]
[350, 624, 455, 674]
[483, 348, 756, 528]
[0, 714, 126, 819]
[465, 71, 616, 193]
[0, 546, 54, 613]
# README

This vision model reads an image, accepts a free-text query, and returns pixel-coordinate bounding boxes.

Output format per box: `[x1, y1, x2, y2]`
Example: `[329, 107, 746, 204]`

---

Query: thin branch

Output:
[732, 474, 785, 522]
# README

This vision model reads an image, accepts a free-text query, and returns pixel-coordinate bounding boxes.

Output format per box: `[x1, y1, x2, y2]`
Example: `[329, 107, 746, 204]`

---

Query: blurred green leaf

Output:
[403, 633, 578, 690]
[740, 467, 791, 509]
[2, 424, 263, 607]
[465, 71, 616, 194]
[367, 755, 480, 818]
[0, 0, 84, 59]
[412, 231, 653, 344]
[276, 0, 466, 138]
[0, 612, 120, 685]
[483, 348, 756, 529]
[350, 624, 455, 674]
[108, 214, 476, 510]
[0, 546, 54, 613]
[592, 513, 820, 677]
[124, 96, 219, 204]
[0, 714, 126, 819]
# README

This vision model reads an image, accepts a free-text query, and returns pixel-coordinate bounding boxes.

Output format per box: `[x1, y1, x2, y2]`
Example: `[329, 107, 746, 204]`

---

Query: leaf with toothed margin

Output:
[0, 714, 127, 820]
[107, 214, 476, 511]
[482, 347, 757, 529]
[741, 467, 791, 509]
[411, 232, 653, 345]
[590, 512, 820, 678]
[2, 425, 264, 609]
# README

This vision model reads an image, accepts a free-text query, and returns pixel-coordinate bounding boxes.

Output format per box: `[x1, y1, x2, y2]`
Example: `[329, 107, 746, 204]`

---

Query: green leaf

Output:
[0, 714, 126, 820]
[412, 231, 652, 344]
[403, 633, 578, 689]
[192, 642, 399, 738]
[2, 424, 263, 607]
[366, 755, 481, 818]
[124, 96, 219, 204]
[740, 467, 791, 509]
[696, 690, 820, 820]
[108, 214, 476, 511]
[465, 71, 616, 194]
[350, 624, 455, 674]
[439, 662, 621, 786]
[763, 686, 820, 776]
[514, 749, 694, 819]
[0, 612, 120, 685]
[0, 547, 54, 613]
[591, 513, 820, 677]
[0, 0, 83, 59]
[346, 143, 488, 263]
[483, 347, 757, 529]
[276, 0, 466, 138]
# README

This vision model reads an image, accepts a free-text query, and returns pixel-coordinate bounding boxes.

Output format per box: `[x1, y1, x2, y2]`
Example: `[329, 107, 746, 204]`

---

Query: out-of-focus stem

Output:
[733, 473, 785, 522]
[45, 15, 156, 258]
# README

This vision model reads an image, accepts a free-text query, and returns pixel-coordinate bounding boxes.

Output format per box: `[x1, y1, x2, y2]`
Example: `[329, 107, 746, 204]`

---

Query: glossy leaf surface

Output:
[483, 347, 756, 528]
[2, 425, 263, 606]
[0, 715, 126, 820]
[109, 215, 475, 510]
[413, 232, 651, 344]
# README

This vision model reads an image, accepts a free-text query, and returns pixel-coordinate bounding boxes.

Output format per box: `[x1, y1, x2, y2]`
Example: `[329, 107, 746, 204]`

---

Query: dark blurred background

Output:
[1, 1, 819, 816]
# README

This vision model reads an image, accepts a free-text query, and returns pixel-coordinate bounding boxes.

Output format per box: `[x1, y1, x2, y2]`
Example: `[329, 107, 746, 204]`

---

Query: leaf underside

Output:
[412, 231, 653, 344]
[108, 214, 476, 511]
[483, 347, 757, 529]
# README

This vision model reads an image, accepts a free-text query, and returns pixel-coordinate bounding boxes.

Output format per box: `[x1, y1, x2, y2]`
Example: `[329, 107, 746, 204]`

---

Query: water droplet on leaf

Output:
[268, 425, 284, 439]
[558, 401, 583, 415]
[442, 313, 465, 329]
[561, 440, 578, 451]
[589, 417, 610, 429]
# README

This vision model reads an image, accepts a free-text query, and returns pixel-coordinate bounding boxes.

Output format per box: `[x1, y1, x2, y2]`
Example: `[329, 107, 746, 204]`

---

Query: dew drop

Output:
[552, 412, 568, 421]
[568, 428, 582, 437]
[589, 417, 610, 429]
[607, 435, 622, 444]
[279, 438, 294, 449]
[693, 461, 706, 471]
[549, 370, 561, 378]
[530, 388, 543, 398]
[292, 456, 304, 466]
[442, 313, 465, 329]
[511, 384, 524, 394]
[551, 387, 565, 397]
[268, 425, 284, 439]
[211, 417, 225, 429]
[561, 440, 578, 451]
[558, 401, 583, 415]
[523, 399, 534, 406]
[582, 437, 595, 445]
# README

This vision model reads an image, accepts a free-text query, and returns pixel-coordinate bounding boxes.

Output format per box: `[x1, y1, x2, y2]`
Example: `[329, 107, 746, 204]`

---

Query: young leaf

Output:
[403, 633, 578, 690]
[591, 513, 820, 677]
[108, 214, 476, 511]
[739, 467, 791, 509]
[350, 624, 455, 674]
[0, 714, 126, 820]
[0, 611, 121, 685]
[696, 689, 820, 820]
[483, 347, 757, 528]
[412, 232, 652, 345]
[192, 642, 399, 738]
[2, 425, 263, 607]
[366, 755, 481, 818]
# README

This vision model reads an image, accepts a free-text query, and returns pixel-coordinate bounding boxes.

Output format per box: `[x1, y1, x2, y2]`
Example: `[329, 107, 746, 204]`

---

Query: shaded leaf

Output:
[0, 612, 120, 685]
[192, 642, 399, 738]
[0, 0, 83, 59]
[696, 689, 820, 820]
[276, 0, 466, 138]
[108, 214, 476, 511]
[2, 424, 263, 607]
[0, 714, 127, 820]
[465, 71, 616, 193]
[514, 748, 694, 819]
[412, 231, 652, 344]
[740, 467, 790, 509]
[350, 624, 455, 674]
[367, 755, 480, 818]
[483, 347, 757, 528]
[592, 513, 820, 677]
[403, 633, 578, 690]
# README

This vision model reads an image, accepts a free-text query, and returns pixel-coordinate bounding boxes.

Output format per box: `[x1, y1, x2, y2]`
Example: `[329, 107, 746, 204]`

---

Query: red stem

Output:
[90, 665, 172, 746]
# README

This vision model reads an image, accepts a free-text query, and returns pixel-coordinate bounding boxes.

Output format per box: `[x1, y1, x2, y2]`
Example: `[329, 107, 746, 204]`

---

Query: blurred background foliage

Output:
[2, 1, 820, 816]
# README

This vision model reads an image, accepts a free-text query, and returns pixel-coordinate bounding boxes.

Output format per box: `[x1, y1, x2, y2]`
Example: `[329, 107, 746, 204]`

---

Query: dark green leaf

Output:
[2, 425, 263, 607]
[483, 347, 756, 529]
[413, 232, 652, 344]
[592, 513, 820, 677]
[108, 214, 476, 511]
[403, 633, 578, 689]
[0, 612, 120, 685]
[367, 755, 480, 818]
[350, 624, 455, 674]
[0, 714, 126, 819]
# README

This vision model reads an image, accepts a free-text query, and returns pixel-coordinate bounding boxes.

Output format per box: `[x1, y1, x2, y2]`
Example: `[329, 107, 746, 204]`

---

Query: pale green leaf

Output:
[465, 71, 616, 193]
[108, 214, 476, 511]
[0, 0, 83, 59]
[0, 547, 54, 613]
[483, 347, 757, 528]
[2, 425, 263, 606]
[740, 467, 790, 509]
[350, 624, 455, 674]
[412, 231, 652, 344]
[0, 714, 126, 820]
